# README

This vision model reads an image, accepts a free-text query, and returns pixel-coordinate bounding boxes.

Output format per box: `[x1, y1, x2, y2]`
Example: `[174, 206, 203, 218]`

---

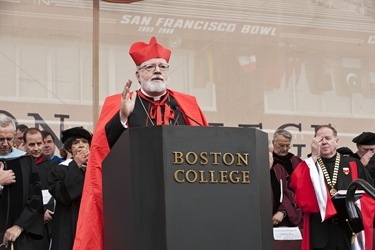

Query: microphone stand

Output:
[174, 106, 203, 126]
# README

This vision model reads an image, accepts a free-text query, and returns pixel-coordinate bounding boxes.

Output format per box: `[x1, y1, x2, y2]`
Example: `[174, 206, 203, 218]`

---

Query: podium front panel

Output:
[103, 126, 273, 250]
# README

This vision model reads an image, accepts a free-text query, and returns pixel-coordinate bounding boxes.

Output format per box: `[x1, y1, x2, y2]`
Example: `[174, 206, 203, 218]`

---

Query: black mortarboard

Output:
[352, 132, 375, 145]
[61, 127, 93, 144]
[337, 147, 354, 156]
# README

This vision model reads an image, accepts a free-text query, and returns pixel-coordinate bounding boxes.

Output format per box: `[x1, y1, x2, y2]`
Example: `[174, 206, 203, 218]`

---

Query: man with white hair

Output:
[74, 36, 208, 250]
[0, 114, 44, 249]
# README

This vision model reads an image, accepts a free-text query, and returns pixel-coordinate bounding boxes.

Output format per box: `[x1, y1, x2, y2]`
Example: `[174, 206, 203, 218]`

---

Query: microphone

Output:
[170, 99, 203, 126]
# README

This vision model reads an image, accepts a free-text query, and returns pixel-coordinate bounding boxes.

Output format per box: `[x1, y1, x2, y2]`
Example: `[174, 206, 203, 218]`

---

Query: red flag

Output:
[237, 55, 257, 74]
[262, 50, 282, 90]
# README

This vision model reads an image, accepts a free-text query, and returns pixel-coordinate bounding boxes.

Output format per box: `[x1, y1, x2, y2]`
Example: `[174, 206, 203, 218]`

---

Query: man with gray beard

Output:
[73, 36, 208, 250]
[103, 36, 208, 147]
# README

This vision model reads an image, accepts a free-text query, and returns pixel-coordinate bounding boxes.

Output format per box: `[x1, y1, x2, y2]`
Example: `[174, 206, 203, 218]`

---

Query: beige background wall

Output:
[1, 0, 374, 157]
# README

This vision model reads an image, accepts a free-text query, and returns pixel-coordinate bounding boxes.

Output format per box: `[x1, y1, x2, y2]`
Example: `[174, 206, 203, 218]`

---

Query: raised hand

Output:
[120, 79, 137, 123]
[311, 135, 322, 162]
[360, 150, 374, 167]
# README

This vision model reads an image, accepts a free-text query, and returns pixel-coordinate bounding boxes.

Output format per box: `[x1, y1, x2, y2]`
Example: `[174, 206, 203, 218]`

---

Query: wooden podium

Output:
[102, 126, 273, 250]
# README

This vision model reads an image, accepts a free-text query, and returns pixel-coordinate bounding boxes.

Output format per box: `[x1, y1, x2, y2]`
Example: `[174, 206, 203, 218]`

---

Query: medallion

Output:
[317, 153, 340, 197]
[330, 188, 337, 195]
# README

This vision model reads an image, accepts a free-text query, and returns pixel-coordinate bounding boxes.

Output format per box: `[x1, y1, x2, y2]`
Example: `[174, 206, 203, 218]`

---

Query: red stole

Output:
[137, 90, 175, 125]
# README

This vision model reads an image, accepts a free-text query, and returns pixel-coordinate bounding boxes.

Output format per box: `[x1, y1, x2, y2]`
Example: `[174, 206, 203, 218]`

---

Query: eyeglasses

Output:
[277, 144, 291, 149]
[139, 63, 169, 72]
[0, 137, 14, 143]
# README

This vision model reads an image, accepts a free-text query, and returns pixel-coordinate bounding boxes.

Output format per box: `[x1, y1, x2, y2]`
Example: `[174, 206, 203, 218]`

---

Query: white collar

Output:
[140, 89, 167, 101]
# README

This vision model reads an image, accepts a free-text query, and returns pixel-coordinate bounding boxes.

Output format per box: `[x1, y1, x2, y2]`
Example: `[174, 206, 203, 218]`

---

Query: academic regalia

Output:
[32, 156, 56, 250]
[290, 154, 374, 250]
[352, 153, 375, 187]
[0, 155, 44, 250]
[273, 152, 303, 176]
[48, 159, 85, 250]
[2, 148, 25, 160]
[73, 90, 208, 250]
[271, 163, 303, 227]
[51, 155, 63, 164]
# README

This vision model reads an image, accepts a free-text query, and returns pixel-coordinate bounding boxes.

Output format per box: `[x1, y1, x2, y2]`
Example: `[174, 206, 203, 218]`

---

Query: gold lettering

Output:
[173, 151, 249, 166]
[173, 151, 184, 164]
[210, 152, 221, 165]
[222, 153, 235, 166]
[199, 170, 208, 183]
[229, 171, 240, 183]
[185, 152, 198, 165]
[174, 170, 185, 183]
[219, 171, 228, 183]
[242, 171, 250, 183]
[199, 152, 208, 165]
[236, 153, 249, 166]
[174, 170, 250, 184]
[209, 170, 218, 183]
[185, 170, 198, 183]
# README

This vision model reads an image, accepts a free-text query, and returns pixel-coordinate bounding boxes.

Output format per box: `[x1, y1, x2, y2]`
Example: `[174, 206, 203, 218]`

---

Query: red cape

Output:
[290, 160, 337, 250]
[291, 160, 374, 250]
[73, 90, 207, 250]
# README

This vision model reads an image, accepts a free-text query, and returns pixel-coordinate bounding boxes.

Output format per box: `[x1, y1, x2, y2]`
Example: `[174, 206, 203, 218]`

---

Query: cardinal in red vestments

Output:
[73, 36, 207, 250]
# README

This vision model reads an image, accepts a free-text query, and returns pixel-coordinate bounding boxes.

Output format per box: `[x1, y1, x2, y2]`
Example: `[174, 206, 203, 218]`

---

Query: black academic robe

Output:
[0, 156, 44, 250]
[33, 157, 56, 250]
[352, 153, 375, 185]
[272, 152, 303, 175]
[48, 159, 85, 250]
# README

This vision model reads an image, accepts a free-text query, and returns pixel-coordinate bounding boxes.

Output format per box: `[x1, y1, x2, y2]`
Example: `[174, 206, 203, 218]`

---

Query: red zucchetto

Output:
[129, 36, 171, 66]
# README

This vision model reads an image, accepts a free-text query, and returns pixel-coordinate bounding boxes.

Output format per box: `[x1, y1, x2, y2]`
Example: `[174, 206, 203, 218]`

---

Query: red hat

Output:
[129, 36, 171, 66]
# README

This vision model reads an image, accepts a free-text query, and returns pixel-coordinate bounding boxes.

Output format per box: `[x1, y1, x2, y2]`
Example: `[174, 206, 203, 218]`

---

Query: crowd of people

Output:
[0, 36, 374, 250]
[0, 115, 92, 250]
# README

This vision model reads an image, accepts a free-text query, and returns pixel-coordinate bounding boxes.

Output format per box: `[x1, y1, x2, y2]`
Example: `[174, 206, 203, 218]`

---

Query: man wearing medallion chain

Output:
[290, 125, 373, 250]
[73, 36, 208, 250]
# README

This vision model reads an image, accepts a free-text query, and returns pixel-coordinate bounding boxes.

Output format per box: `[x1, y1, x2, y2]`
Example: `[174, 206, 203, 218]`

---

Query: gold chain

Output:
[317, 153, 340, 195]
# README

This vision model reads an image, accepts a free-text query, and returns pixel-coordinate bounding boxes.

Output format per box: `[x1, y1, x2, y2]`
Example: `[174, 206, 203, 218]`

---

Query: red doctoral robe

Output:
[290, 157, 374, 250]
